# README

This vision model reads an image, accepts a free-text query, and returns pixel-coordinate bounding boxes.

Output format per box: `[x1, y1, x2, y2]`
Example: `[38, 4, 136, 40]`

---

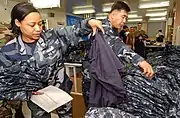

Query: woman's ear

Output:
[15, 19, 20, 27]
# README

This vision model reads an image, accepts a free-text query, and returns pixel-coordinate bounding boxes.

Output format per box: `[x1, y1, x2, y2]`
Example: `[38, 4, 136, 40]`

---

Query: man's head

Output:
[158, 29, 162, 32]
[123, 25, 129, 32]
[137, 22, 142, 30]
[130, 26, 134, 32]
[108, 1, 130, 29]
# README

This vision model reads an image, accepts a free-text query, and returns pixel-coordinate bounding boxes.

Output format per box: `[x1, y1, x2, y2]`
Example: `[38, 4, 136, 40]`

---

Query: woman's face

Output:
[16, 12, 43, 42]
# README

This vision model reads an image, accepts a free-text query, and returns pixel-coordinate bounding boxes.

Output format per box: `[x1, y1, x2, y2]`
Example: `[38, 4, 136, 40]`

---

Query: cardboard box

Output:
[71, 92, 86, 118]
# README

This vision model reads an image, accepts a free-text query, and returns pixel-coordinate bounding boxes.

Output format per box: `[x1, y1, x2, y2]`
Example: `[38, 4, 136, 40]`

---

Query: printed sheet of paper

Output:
[30, 85, 73, 113]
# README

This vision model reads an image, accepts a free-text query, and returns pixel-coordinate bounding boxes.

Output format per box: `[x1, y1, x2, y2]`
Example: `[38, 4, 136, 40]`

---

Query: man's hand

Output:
[138, 60, 154, 78]
[88, 19, 104, 35]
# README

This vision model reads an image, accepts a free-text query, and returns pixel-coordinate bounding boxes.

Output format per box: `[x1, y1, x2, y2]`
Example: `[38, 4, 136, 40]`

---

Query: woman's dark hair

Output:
[110, 1, 130, 13]
[10, 2, 39, 35]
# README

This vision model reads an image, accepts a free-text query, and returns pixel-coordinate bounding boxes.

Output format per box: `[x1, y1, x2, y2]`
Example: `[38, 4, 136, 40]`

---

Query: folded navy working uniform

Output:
[0, 51, 46, 100]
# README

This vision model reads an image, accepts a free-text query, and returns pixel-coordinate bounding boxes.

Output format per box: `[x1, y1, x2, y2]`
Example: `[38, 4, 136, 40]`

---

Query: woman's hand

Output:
[32, 91, 44, 95]
[88, 19, 104, 35]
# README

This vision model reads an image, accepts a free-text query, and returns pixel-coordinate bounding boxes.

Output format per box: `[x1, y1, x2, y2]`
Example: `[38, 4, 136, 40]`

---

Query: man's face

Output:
[110, 10, 128, 29]
[138, 23, 142, 30]
[130, 27, 134, 32]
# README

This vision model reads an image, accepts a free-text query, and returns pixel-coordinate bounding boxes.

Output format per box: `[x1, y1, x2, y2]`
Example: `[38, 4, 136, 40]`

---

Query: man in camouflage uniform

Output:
[82, 1, 154, 116]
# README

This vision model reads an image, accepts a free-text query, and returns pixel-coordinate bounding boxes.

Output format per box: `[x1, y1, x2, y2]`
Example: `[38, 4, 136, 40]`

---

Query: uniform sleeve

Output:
[0, 49, 12, 67]
[110, 35, 144, 66]
[53, 18, 92, 47]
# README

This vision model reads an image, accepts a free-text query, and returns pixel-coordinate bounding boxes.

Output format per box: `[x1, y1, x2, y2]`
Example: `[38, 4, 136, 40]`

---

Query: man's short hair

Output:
[123, 25, 128, 29]
[158, 30, 162, 32]
[138, 22, 142, 25]
[110, 1, 130, 13]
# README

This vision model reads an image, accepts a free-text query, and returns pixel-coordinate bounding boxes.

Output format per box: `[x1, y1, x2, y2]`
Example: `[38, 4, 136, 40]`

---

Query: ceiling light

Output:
[102, 7, 111, 12]
[73, 9, 95, 14]
[96, 16, 107, 20]
[30, 0, 60, 9]
[95, 13, 108, 19]
[73, 5, 94, 9]
[128, 19, 143, 22]
[139, 1, 169, 9]
[73, 5, 95, 14]
[130, 11, 137, 13]
[128, 14, 142, 18]
[146, 8, 167, 12]
[96, 13, 109, 16]
[149, 17, 166, 21]
[146, 11, 167, 17]
[140, 0, 152, 1]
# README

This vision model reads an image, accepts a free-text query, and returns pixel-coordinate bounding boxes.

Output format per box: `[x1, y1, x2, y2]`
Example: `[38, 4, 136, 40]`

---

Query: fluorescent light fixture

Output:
[73, 9, 95, 14]
[130, 11, 137, 13]
[95, 13, 108, 19]
[73, 5, 95, 14]
[146, 8, 167, 12]
[146, 11, 167, 17]
[96, 16, 107, 20]
[102, 2, 113, 12]
[149, 17, 166, 21]
[30, 0, 60, 9]
[128, 14, 142, 18]
[139, 1, 169, 9]
[128, 19, 142, 22]
[96, 13, 109, 16]
[73, 5, 94, 9]
[102, 7, 111, 12]
[140, 0, 152, 1]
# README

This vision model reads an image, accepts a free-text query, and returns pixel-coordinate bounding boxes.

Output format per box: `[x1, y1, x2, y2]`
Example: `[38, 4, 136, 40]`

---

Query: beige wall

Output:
[0, 0, 66, 28]
[0, 0, 18, 23]
[38, 0, 67, 28]
[173, 0, 180, 45]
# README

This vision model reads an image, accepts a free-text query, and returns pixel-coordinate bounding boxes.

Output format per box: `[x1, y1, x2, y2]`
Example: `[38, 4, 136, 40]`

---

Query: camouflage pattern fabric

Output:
[0, 100, 24, 118]
[0, 22, 22, 118]
[0, 22, 14, 48]
[0, 105, 12, 118]
[85, 107, 140, 118]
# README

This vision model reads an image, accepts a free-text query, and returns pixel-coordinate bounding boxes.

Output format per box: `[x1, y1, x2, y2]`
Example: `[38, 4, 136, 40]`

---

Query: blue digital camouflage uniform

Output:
[82, 18, 144, 116]
[85, 107, 140, 118]
[0, 19, 92, 118]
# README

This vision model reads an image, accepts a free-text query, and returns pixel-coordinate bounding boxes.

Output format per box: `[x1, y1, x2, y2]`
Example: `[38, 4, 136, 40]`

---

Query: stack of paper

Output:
[31, 85, 73, 113]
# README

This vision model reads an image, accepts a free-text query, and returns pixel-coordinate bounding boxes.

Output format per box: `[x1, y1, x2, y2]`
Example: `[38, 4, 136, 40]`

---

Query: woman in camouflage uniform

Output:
[0, 2, 103, 118]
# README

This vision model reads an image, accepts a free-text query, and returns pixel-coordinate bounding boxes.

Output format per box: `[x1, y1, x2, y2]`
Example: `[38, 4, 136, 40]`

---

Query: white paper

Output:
[30, 85, 73, 113]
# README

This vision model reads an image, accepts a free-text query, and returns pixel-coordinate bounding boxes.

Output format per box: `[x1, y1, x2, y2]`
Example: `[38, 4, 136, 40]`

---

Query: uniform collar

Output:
[103, 18, 119, 36]
[16, 34, 46, 55]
